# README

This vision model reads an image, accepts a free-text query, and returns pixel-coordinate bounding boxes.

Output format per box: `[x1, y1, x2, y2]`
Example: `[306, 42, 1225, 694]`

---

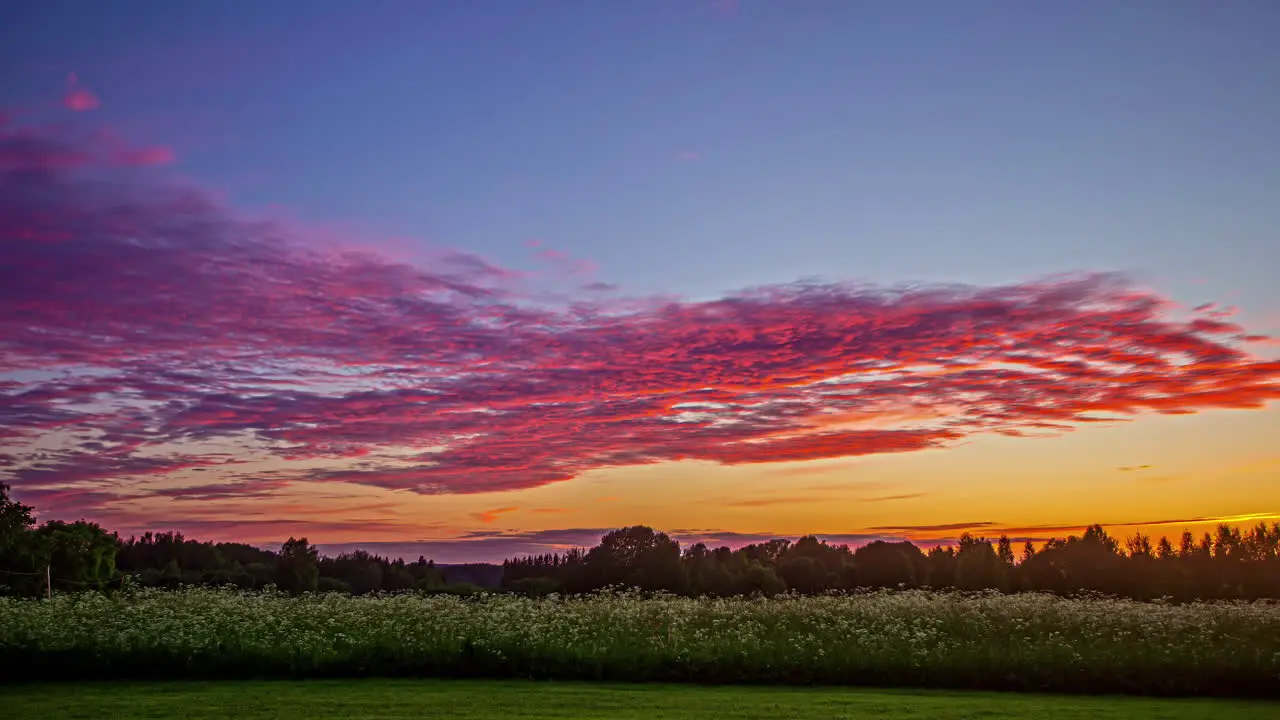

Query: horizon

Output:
[2, 2, 1279, 565]
[89, 510, 1280, 565]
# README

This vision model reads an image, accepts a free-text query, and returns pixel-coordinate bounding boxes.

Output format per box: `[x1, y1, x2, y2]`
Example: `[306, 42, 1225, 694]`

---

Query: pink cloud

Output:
[1, 107, 1279, 524]
[63, 73, 101, 111]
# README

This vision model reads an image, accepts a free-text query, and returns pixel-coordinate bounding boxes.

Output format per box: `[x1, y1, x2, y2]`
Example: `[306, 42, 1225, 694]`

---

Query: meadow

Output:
[3, 587, 1280, 697]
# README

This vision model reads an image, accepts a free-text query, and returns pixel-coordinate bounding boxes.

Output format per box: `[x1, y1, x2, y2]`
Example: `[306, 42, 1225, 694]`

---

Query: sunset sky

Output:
[2, 2, 1278, 563]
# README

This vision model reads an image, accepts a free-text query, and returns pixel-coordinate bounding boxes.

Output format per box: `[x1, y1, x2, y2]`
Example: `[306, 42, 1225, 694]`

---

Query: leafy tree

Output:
[739, 561, 786, 596]
[321, 550, 385, 595]
[0, 482, 35, 545]
[582, 526, 683, 592]
[35, 520, 119, 591]
[0, 483, 42, 595]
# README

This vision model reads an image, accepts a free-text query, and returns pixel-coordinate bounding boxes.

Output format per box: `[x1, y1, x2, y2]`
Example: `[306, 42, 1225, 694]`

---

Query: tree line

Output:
[4, 482, 1279, 600]
[0, 483, 461, 596]
[504, 523, 1280, 601]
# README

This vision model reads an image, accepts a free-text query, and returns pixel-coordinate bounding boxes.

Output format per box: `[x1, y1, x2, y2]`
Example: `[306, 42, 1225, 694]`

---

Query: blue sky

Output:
[5, 1, 1277, 308]
[3, 1, 1279, 559]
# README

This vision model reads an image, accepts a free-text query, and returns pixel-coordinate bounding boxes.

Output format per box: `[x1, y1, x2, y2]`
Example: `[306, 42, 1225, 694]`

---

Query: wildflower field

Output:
[2, 588, 1279, 697]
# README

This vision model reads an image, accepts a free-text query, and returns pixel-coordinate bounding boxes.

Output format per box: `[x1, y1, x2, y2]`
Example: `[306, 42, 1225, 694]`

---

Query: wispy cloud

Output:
[726, 492, 924, 508]
[1, 99, 1279, 527]
[863, 493, 928, 503]
[725, 496, 820, 508]
[471, 507, 520, 524]
[870, 522, 998, 533]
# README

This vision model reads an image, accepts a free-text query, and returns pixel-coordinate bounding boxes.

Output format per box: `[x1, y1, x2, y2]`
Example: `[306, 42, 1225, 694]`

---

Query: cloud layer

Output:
[2, 107, 1279, 526]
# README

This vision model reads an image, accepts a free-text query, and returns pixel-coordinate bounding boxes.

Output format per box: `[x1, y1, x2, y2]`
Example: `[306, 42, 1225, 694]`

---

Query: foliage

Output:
[2, 587, 1280, 696]
[35, 520, 120, 590]
[111, 531, 448, 595]
[1, 484, 121, 594]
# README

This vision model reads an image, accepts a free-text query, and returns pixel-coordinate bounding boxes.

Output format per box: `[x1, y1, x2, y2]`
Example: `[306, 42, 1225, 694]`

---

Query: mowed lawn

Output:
[2, 680, 1277, 720]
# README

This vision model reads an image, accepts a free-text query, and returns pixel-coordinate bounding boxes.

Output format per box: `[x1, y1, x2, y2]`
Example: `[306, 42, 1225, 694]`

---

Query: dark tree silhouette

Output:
[6, 488, 1280, 602]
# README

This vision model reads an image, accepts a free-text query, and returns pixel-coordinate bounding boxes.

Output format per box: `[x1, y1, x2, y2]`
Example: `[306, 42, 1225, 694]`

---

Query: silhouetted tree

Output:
[996, 535, 1015, 567]
[955, 534, 1005, 590]
[852, 540, 924, 589]
[924, 545, 957, 588]
[276, 537, 319, 593]
[580, 526, 684, 592]
[1020, 541, 1037, 564]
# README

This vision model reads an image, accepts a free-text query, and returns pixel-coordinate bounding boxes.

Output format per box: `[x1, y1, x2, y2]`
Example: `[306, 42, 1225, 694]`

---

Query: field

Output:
[2, 587, 1280, 697]
[3, 680, 1279, 720]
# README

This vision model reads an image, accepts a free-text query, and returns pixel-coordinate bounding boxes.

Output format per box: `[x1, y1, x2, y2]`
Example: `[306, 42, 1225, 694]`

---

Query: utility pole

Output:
[45, 565, 51, 600]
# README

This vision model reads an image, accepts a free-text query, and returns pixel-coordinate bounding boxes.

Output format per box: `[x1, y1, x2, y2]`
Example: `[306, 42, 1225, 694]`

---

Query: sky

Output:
[2, 1, 1278, 563]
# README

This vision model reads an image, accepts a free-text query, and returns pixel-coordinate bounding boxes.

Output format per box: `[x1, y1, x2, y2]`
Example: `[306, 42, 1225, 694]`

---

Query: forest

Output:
[4, 482, 1279, 601]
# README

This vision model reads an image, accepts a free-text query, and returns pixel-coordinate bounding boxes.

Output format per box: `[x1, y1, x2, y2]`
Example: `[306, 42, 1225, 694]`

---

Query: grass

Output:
[2, 679, 1278, 720]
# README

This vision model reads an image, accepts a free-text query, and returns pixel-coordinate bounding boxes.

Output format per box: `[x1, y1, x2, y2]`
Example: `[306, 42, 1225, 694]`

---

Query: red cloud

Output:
[63, 73, 100, 111]
[2, 108, 1279, 520]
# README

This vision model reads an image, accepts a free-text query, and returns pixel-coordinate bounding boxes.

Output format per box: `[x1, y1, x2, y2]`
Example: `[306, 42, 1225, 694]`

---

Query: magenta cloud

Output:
[2, 107, 1280, 523]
